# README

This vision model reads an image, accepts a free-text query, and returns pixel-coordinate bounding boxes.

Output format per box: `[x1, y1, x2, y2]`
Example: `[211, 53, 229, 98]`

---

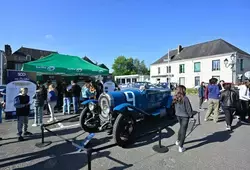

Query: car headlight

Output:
[102, 105, 110, 115]
[88, 102, 96, 111]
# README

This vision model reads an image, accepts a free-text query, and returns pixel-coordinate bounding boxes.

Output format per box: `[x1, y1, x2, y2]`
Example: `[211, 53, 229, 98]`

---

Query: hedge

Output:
[186, 88, 198, 95]
[172, 88, 198, 95]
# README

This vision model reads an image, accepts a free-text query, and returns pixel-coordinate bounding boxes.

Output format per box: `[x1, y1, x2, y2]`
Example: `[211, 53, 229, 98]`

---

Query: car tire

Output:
[79, 107, 99, 132]
[113, 113, 136, 147]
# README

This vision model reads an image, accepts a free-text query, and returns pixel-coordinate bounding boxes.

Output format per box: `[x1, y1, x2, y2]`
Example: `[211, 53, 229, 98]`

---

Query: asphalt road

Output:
[0, 95, 250, 170]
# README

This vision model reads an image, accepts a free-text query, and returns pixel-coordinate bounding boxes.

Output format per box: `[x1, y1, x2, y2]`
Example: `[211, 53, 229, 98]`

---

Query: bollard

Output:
[152, 127, 169, 153]
[0, 106, 2, 123]
[87, 148, 92, 170]
[35, 124, 52, 148]
[197, 112, 201, 125]
[158, 127, 162, 147]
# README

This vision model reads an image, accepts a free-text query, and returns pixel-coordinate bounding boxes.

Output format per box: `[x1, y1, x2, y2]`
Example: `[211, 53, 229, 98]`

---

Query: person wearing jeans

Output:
[47, 84, 58, 122]
[14, 88, 33, 141]
[204, 78, 220, 123]
[32, 81, 45, 126]
[174, 85, 193, 153]
[220, 83, 237, 130]
[70, 80, 81, 114]
[62, 81, 72, 115]
[198, 82, 205, 110]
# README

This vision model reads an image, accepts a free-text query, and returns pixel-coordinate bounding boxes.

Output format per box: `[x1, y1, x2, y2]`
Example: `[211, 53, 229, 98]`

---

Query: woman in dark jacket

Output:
[32, 81, 45, 126]
[198, 82, 205, 110]
[174, 85, 193, 153]
[220, 83, 237, 130]
[62, 82, 72, 115]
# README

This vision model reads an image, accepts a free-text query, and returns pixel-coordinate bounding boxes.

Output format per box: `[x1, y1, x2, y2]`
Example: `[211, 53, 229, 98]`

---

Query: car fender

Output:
[81, 99, 98, 105]
[113, 103, 132, 112]
[113, 103, 151, 116]
[166, 95, 173, 108]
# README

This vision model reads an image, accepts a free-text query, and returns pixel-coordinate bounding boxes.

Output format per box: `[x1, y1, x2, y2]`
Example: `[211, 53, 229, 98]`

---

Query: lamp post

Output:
[224, 53, 236, 83]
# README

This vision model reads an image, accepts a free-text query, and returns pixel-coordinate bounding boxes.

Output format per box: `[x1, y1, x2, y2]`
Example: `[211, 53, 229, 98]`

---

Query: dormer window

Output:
[26, 55, 31, 61]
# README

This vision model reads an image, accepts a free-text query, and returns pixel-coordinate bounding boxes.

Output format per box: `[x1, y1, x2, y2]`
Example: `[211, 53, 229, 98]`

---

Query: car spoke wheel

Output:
[79, 107, 100, 132]
[113, 113, 136, 147]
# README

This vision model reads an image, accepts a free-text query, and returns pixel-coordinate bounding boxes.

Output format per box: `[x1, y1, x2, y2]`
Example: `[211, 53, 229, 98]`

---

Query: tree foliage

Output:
[112, 56, 150, 76]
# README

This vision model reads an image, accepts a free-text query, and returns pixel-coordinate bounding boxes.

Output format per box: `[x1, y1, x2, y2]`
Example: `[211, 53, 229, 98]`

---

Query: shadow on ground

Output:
[125, 117, 177, 149]
[185, 130, 232, 151]
[0, 134, 118, 170]
[0, 126, 85, 146]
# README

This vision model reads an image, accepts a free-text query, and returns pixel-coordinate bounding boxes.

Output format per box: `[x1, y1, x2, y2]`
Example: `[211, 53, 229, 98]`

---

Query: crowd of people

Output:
[9, 79, 105, 141]
[2, 76, 249, 151]
[174, 77, 250, 153]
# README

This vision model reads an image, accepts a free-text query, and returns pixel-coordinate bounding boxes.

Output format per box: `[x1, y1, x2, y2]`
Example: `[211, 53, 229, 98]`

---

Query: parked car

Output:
[79, 86, 174, 147]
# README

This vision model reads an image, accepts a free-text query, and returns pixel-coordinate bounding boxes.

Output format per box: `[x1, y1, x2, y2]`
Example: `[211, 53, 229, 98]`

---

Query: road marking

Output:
[54, 117, 64, 128]
[47, 123, 80, 131]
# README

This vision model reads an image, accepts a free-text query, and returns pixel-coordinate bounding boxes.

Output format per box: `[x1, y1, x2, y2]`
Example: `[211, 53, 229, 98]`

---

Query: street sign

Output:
[244, 71, 250, 79]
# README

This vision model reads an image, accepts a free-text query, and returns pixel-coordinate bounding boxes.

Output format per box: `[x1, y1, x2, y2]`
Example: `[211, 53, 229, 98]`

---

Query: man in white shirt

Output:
[238, 80, 250, 123]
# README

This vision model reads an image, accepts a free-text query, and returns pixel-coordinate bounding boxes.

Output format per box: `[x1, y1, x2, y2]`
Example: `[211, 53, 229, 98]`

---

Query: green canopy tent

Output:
[22, 53, 109, 76]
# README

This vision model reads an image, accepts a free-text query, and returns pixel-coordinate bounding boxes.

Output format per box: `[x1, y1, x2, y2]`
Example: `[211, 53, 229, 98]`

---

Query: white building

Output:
[115, 74, 150, 84]
[150, 39, 250, 88]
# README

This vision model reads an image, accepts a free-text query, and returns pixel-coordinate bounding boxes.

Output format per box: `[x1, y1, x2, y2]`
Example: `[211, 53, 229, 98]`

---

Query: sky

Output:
[0, 0, 250, 71]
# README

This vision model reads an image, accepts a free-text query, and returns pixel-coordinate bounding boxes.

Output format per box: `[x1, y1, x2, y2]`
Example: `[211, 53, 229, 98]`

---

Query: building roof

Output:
[12, 47, 57, 59]
[98, 63, 109, 70]
[82, 56, 96, 65]
[152, 39, 250, 65]
[82, 56, 109, 70]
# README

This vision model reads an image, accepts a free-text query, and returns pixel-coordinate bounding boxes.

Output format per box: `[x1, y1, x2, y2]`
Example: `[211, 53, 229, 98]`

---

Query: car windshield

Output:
[119, 83, 168, 90]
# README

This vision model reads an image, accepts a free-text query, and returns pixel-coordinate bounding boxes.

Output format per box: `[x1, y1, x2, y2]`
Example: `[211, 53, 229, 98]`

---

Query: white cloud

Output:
[45, 34, 54, 40]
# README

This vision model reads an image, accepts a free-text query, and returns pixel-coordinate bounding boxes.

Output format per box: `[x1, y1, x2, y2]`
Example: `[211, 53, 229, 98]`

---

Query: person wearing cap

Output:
[238, 80, 250, 123]
[14, 87, 33, 141]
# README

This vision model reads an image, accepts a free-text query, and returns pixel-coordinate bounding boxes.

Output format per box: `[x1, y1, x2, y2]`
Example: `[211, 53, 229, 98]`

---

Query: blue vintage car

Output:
[79, 86, 173, 147]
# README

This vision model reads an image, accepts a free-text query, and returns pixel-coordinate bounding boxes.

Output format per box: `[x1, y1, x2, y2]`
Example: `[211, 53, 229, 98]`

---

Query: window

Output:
[26, 55, 31, 61]
[158, 67, 160, 74]
[179, 64, 185, 73]
[195, 76, 200, 86]
[194, 62, 201, 72]
[15, 63, 23, 70]
[117, 79, 121, 84]
[132, 78, 137, 82]
[166, 66, 171, 73]
[212, 60, 220, 71]
[127, 78, 131, 83]
[121, 79, 125, 84]
[179, 77, 185, 86]
[240, 59, 244, 71]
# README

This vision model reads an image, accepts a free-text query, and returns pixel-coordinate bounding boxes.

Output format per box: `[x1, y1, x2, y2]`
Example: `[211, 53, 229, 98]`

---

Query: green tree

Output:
[112, 56, 150, 76]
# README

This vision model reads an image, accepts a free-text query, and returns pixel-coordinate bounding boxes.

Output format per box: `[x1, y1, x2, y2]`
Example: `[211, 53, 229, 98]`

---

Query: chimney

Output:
[177, 45, 182, 54]
[4, 44, 12, 56]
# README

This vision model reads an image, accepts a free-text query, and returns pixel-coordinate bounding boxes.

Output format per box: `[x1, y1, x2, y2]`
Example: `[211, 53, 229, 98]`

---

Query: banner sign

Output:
[7, 70, 36, 83]
[5, 70, 37, 115]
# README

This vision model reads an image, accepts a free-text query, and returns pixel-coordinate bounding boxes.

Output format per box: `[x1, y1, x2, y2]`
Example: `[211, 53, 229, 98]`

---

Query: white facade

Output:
[115, 74, 150, 84]
[150, 52, 250, 88]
